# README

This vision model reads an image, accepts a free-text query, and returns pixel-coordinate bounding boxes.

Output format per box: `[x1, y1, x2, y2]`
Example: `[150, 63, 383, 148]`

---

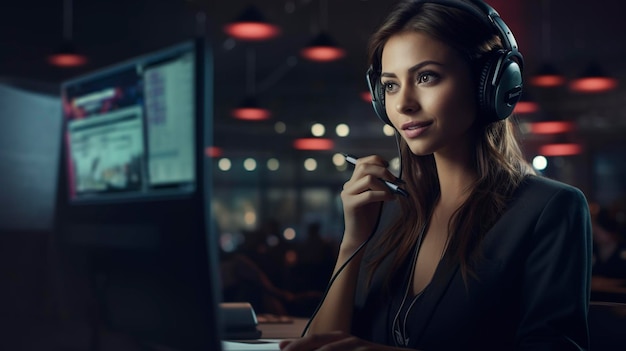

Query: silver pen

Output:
[342, 153, 408, 197]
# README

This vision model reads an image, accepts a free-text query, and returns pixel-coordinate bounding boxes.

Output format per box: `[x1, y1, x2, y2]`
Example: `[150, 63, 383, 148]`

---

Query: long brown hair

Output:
[365, 1, 535, 285]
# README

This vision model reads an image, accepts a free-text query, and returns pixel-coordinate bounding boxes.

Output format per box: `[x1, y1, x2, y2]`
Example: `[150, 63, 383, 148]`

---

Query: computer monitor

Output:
[62, 44, 198, 204]
[54, 38, 222, 351]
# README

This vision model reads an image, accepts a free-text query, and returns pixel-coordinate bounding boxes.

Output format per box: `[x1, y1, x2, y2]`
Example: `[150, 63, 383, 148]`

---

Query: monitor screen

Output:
[61, 42, 197, 203]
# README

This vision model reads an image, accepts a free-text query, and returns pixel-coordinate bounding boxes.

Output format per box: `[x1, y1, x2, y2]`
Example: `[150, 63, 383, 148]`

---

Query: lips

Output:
[401, 120, 433, 138]
[401, 121, 432, 130]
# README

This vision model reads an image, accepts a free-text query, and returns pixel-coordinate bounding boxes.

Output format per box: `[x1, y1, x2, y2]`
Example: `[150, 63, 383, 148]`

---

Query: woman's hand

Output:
[279, 331, 409, 351]
[341, 155, 397, 248]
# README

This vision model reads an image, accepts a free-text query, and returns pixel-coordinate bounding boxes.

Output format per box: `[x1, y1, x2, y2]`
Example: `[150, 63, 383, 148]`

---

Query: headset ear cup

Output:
[477, 50, 501, 123]
[494, 54, 523, 120]
[477, 50, 524, 123]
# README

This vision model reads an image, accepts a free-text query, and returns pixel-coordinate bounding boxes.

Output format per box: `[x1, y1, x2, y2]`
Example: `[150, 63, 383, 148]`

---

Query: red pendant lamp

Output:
[529, 121, 575, 135]
[293, 137, 334, 151]
[48, 0, 87, 67]
[300, 31, 345, 62]
[223, 5, 280, 41]
[538, 143, 582, 156]
[529, 0, 565, 87]
[513, 91, 540, 114]
[569, 62, 618, 93]
[529, 63, 566, 88]
[232, 96, 271, 121]
[232, 48, 271, 121]
[205, 146, 223, 158]
[48, 43, 87, 67]
[300, 0, 345, 62]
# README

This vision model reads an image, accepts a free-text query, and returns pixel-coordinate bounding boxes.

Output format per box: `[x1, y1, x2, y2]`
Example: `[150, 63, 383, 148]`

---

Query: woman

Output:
[280, 0, 591, 350]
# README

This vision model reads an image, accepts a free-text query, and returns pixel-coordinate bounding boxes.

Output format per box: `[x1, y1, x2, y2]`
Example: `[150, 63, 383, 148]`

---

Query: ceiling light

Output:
[205, 146, 223, 158]
[513, 101, 540, 114]
[332, 153, 346, 166]
[232, 96, 271, 121]
[532, 156, 548, 171]
[539, 143, 582, 156]
[231, 48, 271, 120]
[274, 121, 287, 134]
[48, 46, 87, 67]
[360, 91, 372, 102]
[301, 0, 344, 62]
[569, 62, 618, 93]
[48, 0, 87, 67]
[529, 63, 566, 87]
[293, 138, 334, 150]
[223, 5, 280, 41]
[267, 158, 280, 171]
[383, 125, 395, 136]
[304, 158, 318, 171]
[311, 123, 325, 137]
[513, 91, 540, 114]
[530, 0, 564, 87]
[218, 158, 232, 171]
[243, 158, 257, 171]
[529, 121, 575, 134]
[335, 124, 350, 137]
[300, 32, 346, 62]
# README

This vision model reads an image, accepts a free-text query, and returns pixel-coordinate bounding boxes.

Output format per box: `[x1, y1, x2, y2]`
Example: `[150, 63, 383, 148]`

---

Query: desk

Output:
[257, 318, 308, 339]
[222, 318, 308, 351]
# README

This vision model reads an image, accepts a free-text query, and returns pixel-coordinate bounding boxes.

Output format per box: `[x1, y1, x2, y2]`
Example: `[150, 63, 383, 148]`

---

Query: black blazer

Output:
[352, 175, 592, 350]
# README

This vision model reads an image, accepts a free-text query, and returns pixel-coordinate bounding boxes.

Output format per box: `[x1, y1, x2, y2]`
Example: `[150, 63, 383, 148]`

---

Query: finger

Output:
[353, 154, 389, 168]
[349, 158, 399, 187]
[345, 174, 394, 198]
[344, 192, 392, 211]
[350, 161, 390, 181]
[343, 178, 400, 205]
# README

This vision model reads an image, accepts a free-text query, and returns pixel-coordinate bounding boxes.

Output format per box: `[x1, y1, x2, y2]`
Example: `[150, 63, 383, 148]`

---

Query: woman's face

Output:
[381, 31, 477, 158]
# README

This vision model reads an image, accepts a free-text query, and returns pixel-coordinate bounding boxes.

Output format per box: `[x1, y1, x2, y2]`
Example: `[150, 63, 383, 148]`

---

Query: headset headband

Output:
[429, 0, 521, 64]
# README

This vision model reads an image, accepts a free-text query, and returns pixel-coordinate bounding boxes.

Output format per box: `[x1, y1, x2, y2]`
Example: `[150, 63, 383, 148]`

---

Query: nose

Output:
[394, 85, 420, 115]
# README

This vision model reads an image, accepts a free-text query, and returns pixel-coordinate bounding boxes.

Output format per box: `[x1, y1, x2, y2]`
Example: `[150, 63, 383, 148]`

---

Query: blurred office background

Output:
[1, 0, 626, 348]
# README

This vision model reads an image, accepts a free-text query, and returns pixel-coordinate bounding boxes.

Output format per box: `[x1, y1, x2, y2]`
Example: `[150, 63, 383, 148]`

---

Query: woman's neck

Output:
[433, 151, 477, 208]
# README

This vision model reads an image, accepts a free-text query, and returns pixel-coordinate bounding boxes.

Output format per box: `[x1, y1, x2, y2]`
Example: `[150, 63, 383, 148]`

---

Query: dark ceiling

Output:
[2, 0, 626, 158]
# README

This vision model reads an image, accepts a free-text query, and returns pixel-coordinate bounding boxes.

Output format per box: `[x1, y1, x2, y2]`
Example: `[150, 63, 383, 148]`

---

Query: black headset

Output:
[366, 0, 524, 126]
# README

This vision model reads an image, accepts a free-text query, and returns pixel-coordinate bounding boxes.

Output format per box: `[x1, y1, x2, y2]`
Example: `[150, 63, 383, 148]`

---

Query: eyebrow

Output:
[380, 60, 444, 78]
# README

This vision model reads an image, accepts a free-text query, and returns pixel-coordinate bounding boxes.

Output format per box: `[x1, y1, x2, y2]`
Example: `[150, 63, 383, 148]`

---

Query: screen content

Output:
[61, 46, 196, 203]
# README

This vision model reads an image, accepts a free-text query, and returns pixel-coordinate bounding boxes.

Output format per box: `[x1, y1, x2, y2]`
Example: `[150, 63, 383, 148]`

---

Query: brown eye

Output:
[417, 71, 440, 85]
[382, 81, 399, 93]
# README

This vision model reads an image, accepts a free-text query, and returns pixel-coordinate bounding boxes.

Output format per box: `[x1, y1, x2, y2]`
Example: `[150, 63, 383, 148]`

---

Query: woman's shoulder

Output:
[503, 175, 590, 222]
[515, 174, 587, 204]
[490, 175, 592, 248]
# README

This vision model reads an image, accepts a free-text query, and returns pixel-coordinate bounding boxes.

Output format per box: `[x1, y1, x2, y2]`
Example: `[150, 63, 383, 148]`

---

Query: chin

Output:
[407, 144, 435, 157]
